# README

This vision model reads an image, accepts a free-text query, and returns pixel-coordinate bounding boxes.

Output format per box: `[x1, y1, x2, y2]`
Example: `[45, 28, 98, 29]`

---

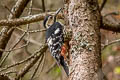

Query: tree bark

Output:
[66, 0, 106, 80]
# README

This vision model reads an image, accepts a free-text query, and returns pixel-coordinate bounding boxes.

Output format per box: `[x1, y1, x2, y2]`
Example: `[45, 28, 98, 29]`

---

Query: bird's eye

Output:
[50, 16, 52, 19]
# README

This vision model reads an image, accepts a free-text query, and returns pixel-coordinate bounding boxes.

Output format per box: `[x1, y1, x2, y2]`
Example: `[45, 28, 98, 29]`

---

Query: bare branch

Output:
[15, 44, 47, 80]
[2, 5, 14, 16]
[0, 44, 47, 72]
[1, 6, 120, 34]
[30, 54, 44, 80]
[41, 0, 46, 12]
[0, 28, 45, 52]
[100, 0, 107, 11]
[25, 8, 43, 11]
[15, 27, 46, 33]
[0, 69, 17, 75]
[0, 30, 29, 67]
[103, 11, 119, 17]
[46, 62, 57, 73]
[0, 13, 120, 33]
[102, 39, 120, 50]
[0, 13, 63, 27]
[101, 16, 120, 32]
[0, 75, 11, 80]
[0, 0, 31, 59]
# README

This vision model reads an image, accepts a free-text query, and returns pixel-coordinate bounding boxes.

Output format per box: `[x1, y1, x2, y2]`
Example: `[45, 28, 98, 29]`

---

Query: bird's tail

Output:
[60, 56, 69, 76]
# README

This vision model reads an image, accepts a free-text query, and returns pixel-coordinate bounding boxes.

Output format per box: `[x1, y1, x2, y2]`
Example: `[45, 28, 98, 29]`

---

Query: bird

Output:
[43, 8, 69, 76]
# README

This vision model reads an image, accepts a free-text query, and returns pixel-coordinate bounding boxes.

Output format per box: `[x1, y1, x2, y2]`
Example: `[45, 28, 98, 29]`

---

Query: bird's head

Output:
[43, 8, 62, 29]
[43, 15, 54, 29]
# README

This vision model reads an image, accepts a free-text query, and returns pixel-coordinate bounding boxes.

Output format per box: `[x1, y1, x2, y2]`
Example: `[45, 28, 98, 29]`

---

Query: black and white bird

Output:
[43, 8, 69, 76]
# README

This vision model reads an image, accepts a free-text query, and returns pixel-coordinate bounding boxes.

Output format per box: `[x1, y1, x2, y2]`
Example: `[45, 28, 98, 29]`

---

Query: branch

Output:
[0, 29, 29, 67]
[1, 5, 120, 34]
[41, 0, 45, 12]
[30, 54, 44, 80]
[2, 5, 14, 16]
[0, 69, 17, 75]
[46, 62, 57, 73]
[0, 44, 47, 79]
[102, 39, 120, 50]
[1, 12, 120, 33]
[0, 13, 63, 27]
[0, 75, 10, 80]
[1, 8, 120, 33]
[0, 0, 31, 59]
[15, 44, 47, 80]
[101, 16, 120, 32]
[0, 44, 47, 72]
[0, 29, 45, 52]
[100, 0, 107, 11]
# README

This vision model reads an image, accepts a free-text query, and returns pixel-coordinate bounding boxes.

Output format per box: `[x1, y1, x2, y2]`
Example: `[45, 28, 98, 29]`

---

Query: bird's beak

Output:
[54, 8, 63, 22]
[55, 8, 63, 16]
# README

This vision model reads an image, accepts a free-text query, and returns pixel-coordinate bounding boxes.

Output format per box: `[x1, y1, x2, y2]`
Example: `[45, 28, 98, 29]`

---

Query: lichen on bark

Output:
[66, 0, 105, 80]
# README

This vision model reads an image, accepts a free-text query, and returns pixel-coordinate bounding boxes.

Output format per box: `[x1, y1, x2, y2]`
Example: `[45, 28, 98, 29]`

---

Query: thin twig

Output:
[23, 0, 33, 56]
[102, 39, 120, 50]
[3, 5, 14, 16]
[25, 8, 43, 11]
[100, 0, 107, 11]
[0, 32, 44, 52]
[103, 11, 119, 17]
[0, 69, 17, 75]
[41, 0, 45, 12]
[15, 27, 46, 33]
[0, 41, 29, 52]
[0, 0, 31, 59]
[30, 54, 44, 80]
[0, 74, 11, 80]
[0, 2, 33, 66]
[29, 0, 33, 15]
[0, 45, 47, 72]
[33, 52, 46, 80]
[15, 44, 47, 80]
[0, 12, 120, 33]
[46, 62, 57, 73]
[0, 12, 63, 26]
[0, 31, 29, 67]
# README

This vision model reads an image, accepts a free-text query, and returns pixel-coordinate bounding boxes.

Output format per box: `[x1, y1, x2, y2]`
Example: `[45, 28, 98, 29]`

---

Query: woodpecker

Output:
[43, 8, 69, 76]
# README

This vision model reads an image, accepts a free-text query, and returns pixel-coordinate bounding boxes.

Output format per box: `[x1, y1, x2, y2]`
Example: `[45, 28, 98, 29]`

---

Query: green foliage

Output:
[114, 67, 120, 74]
[49, 66, 61, 77]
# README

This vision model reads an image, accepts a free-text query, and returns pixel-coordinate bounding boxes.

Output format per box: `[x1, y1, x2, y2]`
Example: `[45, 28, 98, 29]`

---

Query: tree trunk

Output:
[66, 0, 106, 80]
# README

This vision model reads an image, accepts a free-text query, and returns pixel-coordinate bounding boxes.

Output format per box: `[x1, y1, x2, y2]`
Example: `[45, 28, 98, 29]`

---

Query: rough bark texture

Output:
[67, 0, 105, 80]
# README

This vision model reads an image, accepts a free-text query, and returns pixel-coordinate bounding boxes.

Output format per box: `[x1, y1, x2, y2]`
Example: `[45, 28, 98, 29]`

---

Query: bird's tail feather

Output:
[62, 62, 69, 76]
[60, 56, 69, 76]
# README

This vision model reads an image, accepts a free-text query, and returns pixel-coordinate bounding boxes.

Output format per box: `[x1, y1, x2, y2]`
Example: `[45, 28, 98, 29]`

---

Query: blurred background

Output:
[0, 0, 120, 80]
